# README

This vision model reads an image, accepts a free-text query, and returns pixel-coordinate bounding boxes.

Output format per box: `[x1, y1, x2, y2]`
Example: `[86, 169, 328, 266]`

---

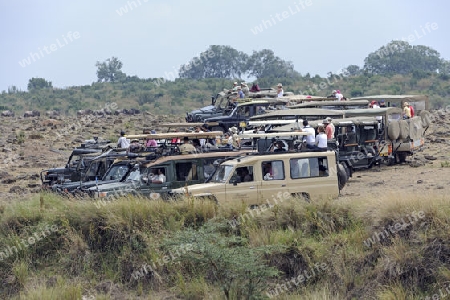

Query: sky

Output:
[1, 0, 448, 91]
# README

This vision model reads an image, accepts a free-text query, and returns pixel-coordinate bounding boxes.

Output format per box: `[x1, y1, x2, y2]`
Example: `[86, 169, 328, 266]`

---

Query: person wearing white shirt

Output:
[315, 126, 328, 151]
[117, 131, 130, 148]
[302, 120, 316, 149]
[277, 83, 284, 98]
[151, 168, 166, 184]
[335, 90, 343, 101]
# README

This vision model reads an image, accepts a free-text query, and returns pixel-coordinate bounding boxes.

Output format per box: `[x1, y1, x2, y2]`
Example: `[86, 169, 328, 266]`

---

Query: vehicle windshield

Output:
[103, 164, 129, 181]
[210, 165, 234, 183]
[125, 168, 141, 181]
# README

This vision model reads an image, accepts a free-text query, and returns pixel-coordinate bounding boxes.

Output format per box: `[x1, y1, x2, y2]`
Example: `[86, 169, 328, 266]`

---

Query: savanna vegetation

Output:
[0, 192, 449, 299]
[1, 41, 450, 116]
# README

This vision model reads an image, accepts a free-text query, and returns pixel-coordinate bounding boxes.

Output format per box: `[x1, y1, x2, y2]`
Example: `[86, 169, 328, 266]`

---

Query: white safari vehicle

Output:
[171, 150, 347, 207]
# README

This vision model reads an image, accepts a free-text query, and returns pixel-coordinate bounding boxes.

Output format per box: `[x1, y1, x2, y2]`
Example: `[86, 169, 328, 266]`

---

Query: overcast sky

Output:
[1, 0, 448, 91]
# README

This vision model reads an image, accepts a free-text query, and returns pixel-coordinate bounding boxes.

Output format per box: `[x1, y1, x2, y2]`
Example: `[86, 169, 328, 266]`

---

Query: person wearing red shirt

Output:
[323, 119, 333, 140]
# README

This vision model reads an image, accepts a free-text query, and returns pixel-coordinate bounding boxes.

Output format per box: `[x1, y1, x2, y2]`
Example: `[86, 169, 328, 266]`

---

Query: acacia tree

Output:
[179, 45, 248, 79]
[246, 49, 299, 79]
[27, 77, 52, 91]
[95, 57, 126, 82]
[364, 41, 442, 75]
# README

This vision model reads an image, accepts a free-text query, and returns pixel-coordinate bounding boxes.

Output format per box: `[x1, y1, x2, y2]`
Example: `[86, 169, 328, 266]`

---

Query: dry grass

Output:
[0, 191, 449, 299]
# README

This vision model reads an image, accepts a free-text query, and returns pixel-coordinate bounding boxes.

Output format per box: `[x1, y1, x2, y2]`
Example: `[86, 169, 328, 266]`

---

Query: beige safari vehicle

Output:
[171, 150, 346, 207]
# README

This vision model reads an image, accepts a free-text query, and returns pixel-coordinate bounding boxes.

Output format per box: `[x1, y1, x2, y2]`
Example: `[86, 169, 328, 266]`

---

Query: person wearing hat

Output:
[232, 82, 238, 91]
[237, 86, 245, 98]
[326, 117, 335, 137]
[403, 102, 411, 119]
[117, 131, 130, 149]
[327, 90, 336, 99]
[229, 127, 240, 148]
[146, 130, 158, 148]
[241, 82, 249, 95]
[379, 100, 386, 108]
[277, 83, 284, 98]
[323, 119, 333, 140]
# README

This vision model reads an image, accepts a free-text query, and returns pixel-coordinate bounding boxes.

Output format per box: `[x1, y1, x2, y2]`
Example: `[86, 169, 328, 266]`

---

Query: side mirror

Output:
[211, 96, 216, 105]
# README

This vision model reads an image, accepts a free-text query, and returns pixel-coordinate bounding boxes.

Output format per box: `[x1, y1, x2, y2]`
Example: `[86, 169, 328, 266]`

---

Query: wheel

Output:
[395, 152, 407, 164]
[291, 193, 310, 203]
[337, 164, 348, 191]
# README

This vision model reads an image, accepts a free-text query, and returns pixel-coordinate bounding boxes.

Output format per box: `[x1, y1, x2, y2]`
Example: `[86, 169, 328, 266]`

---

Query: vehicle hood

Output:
[205, 114, 232, 122]
[45, 167, 66, 174]
[88, 181, 137, 192]
[190, 105, 216, 114]
[174, 182, 224, 194]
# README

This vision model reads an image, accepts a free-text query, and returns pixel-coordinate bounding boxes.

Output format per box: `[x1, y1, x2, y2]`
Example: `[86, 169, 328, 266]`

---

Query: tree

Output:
[27, 77, 52, 91]
[246, 49, 299, 79]
[95, 57, 125, 82]
[179, 45, 248, 79]
[363, 41, 443, 75]
[345, 65, 362, 77]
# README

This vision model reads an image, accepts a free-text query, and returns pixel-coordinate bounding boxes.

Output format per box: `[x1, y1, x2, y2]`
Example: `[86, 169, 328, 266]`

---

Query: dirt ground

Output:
[0, 110, 449, 202]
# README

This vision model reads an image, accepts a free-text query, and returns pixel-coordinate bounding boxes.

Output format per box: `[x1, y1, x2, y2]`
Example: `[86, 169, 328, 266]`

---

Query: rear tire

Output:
[337, 163, 348, 191]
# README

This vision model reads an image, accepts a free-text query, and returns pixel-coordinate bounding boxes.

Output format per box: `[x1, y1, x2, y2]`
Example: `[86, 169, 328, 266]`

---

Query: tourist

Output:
[302, 120, 316, 149]
[117, 131, 130, 148]
[179, 137, 196, 154]
[277, 83, 284, 98]
[250, 82, 261, 92]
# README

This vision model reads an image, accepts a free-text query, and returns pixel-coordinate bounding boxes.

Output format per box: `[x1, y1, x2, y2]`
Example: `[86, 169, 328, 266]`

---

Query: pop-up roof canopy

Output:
[344, 107, 402, 118]
[250, 108, 346, 120]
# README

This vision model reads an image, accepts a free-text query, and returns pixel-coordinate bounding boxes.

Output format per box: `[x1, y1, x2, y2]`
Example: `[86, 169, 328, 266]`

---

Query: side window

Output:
[203, 159, 217, 180]
[175, 162, 198, 181]
[236, 166, 254, 182]
[262, 160, 284, 181]
[290, 157, 329, 179]
[148, 167, 167, 184]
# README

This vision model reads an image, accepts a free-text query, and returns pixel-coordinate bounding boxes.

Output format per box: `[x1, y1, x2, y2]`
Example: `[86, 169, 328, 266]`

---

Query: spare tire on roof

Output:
[420, 110, 431, 128]
[388, 120, 400, 140]
[398, 119, 410, 141]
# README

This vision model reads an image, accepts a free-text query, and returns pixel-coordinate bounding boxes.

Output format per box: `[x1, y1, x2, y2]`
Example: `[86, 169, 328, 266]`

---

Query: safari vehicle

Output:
[350, 94, 430, 113]
[88, 150, 251, 199]
[170, 150, 348, 206]
[273, 117, 381, 171]
[41, 148, 104, 186]
[344, 107, 430, 164]
[202, 99, 289, 132]
[52, 158, 137, 195]
[186, 88, 293, 123]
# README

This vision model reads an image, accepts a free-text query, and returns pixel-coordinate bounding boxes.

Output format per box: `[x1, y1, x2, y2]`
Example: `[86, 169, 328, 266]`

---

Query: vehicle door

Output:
[288, 156, 337, 198]
[139, 165, 171, 199]
[225, 165, 258, 207]
[259, 160, 287, 205]
[173, 160, 202, 189]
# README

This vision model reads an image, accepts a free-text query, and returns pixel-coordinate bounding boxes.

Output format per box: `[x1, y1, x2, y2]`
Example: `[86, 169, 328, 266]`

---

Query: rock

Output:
[9, 186, 22, 193]
[409, 161, 424, 168]
[27, 183, 40, 188]
[417, 180, 423, 184]
[2, 178, 16, 184]
[424, 155, 437, 160]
